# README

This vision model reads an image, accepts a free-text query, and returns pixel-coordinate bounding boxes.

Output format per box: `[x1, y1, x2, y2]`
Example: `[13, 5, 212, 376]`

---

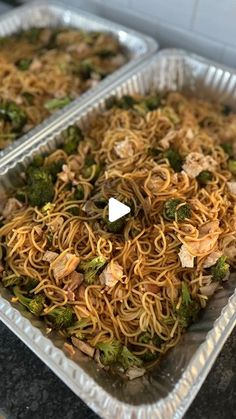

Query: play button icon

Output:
[108, 198, 130, 222]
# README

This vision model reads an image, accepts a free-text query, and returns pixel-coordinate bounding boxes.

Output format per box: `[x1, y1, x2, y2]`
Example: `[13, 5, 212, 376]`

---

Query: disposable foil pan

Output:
[1, 49, 236, 418]
[0, 0, 157, 161]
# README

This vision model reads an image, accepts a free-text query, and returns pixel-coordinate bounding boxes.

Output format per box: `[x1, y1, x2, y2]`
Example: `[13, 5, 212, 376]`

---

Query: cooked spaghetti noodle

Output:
[1, 91, 236, 378]
[0, 26, 127, 149]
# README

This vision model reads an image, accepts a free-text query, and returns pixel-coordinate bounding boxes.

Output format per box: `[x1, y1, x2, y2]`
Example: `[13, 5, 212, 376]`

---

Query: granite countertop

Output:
[0, 321, 235, 419]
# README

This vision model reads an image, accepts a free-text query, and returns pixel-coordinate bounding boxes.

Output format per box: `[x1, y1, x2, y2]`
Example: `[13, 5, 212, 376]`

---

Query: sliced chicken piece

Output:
[178, 244, 195, 268]
[52, 253, 80, 281]
[99, 260, 123, 288]
[126, 366, 146, 380]
[2, 198, 22, 219]
[34, 226, 43, 236]
[71, 337, 95, 358]
[143, 283, 159, 294]
[114, 138, 134, 158]
[58, 164, 76, 183]
[183, 221, 221, 256]
[200, 282, 219, 297]
[30, 59, 42, 71]
[159, 130, 176, 149]
[64, 271, 84, 291]
[227, 182, 236, 194]
[64, 342, 76, 357]
[48, 216, 64, 232]
[203, 250, 223, 268]
[42, 250, 59, 263]
[183, 152, 217, 178]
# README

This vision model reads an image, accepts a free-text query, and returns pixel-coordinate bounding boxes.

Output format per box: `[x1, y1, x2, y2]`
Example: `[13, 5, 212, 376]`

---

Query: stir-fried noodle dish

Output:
[1, 91, 236, 380]
[0, 26, 127, 150]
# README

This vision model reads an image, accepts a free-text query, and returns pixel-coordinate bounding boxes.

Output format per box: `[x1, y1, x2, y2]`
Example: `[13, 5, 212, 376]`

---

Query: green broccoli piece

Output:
[0, 101, 27, 132]
[138, 332, 152, 344]
[44, 97, 71, 111]
[197, 170, 213, 186]
[15, 58, 32, 71]
[120, 346, 143, 370]
[73, 59, 95, 80]
[96, 48, 116, 58]
[2, 272, 21, 288]
[15, 189, 27, 203]
[23, 27, 42, 43]
[211, 256, 230, 281]
[13, 286, 45, 316]
[80, 256, 107, 285]
[141, 350, 159, 362]
[62, 125, 83, 155]
[221, 143, 233, 157]
[46, 158, 65, 182]
[27, 167, 54, 207]
[177, 300, 200, 328]
[181, 282, 192, 305]
[105, 216, 126, 233]
[22, 92, 34, 105]
[222, 104, 232, 116]
[118, 95, 137, 109]
[165, 148, 183, 172]
[143, 95, 161, 111]
[105, 96, 117, 109]
[97, 339, 122, 365]
[47, 306, 75, 329]
[30, 154, 45, 168]
[148, 147, 162, 157]
[74, 185, 84, 200]
[67, 318, 90, 340]
[82, 162, 102, 183]
[163, 198, 191, 221]
[228, 159, 236, 175]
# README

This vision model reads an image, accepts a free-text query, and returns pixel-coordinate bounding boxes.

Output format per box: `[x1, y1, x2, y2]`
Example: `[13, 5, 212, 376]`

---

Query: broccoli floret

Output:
[181, 282, 191, 305]
[228, 159, 236, 175]
[221, 143, 233, 157]
[97, 339, 122, 365]
[30, 154, 45, 168]
[27, 167, 54, 207]
[96, 48, 116, 58]
[222, 104, 232, 116]
[47, 306, 75, 329]
[46, 158, 65, 182]
[165, 148, 183, 172]
[80, 256, 107, 285]
[15, 189, 27, 203]
[67, 318, 90, 340]
[148, 147, 162, 157]
[105, 216, 126, 233]
[2, 272, 21, 288]
[143, 95, 161, 111]
[73, 59, 95, 80]
[82, 162, 102, 183]
[74, 185, 84, 200]
[138, 332, 151, 344]
[62, 125, 83, 155]
[163, 198, 191, 221]
[106, 95, 137, 110]
[16, 58, 32, 71]
[177, 300, 200, 328]
[120, 346, 143, 370]
[141, 350, 159, 362]
[197, 170, 213, 186]
[22, 92, 34, 105]
[68, 205, 80, 216]
[0, 101, 27, 132]
[13, 286, 45, 316]
[44, 97, 71, 111]
[211, 256, 230, 281]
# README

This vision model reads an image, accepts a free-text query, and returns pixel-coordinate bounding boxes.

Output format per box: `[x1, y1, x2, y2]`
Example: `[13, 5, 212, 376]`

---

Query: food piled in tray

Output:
[0, 26, 127, 150]
[1, 90, 236, 380]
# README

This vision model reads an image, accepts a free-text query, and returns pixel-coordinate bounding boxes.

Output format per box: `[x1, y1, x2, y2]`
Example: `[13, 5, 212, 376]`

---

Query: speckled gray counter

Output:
[0, 321, 235, 419]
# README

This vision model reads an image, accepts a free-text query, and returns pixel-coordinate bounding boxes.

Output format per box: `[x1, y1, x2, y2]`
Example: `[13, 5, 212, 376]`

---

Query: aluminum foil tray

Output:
[0, 0, 157, 162]
[1, 49, 236, 418]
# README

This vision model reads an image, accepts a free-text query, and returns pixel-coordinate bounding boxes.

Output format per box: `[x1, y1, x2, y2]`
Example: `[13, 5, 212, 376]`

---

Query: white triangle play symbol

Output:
[108, 198, 130, 222]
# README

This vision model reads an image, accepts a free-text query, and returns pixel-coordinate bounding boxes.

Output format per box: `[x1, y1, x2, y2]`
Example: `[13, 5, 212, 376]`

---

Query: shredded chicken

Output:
[99, 260, 123, 288]
[114, 138, 134, 158]
[75, 284, 86, 300]
[227, 182, 236, 194]
[42, 250, 58, 263]
[51, 253, 80, 281]
[181, 221, 221, 256]
[200, 282, 219, 297]
[178, 244, 195, 268]
[126, 366, 146, 380]
[159, 130, 176, 149]
[2, 198, 22, 219]
[64, 271, 84, 301]
[203, 251, 222, 268]
[71, 337, 95, 358]
[183, 152, 217, 178]
[64, 342, 76, 357]
[58, 164, 76, 184]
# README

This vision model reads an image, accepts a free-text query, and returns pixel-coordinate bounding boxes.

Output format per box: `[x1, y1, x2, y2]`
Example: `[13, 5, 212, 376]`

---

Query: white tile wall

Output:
[130, 0, 197, 29]
[13, 0, 236, 69]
